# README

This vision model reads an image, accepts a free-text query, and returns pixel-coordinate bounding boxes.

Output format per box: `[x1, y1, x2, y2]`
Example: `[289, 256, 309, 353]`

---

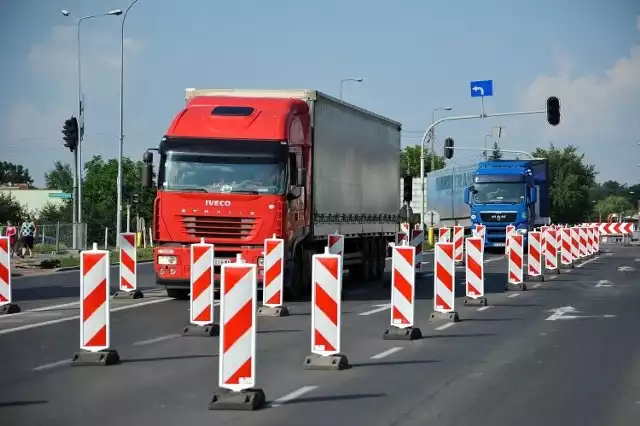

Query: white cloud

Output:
[3, 25, 146, 185]
[519, 41, 640, 184]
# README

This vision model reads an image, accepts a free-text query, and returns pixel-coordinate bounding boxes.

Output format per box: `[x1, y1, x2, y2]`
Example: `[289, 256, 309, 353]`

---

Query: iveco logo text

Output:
[205, 200, 231, 207]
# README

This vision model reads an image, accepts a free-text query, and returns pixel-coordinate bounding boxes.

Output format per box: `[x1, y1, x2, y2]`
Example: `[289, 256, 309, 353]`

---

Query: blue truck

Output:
[463, 159, 550, 249]
[425, 159, 550, 250]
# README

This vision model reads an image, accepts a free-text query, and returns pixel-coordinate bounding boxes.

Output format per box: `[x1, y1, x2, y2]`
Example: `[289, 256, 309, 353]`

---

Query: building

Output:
[0, 186, 69, 218]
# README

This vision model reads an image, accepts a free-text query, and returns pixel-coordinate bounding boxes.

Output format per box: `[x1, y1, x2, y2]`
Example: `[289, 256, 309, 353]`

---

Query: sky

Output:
[1, 0, 639, 187]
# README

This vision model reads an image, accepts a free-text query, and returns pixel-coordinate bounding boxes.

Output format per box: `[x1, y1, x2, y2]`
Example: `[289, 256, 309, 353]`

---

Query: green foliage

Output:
[0, 193, 26, 224]
[80, 155, 156, 245]
[399, 145, 445, 176]
[488, 142, 503, 160]
[531, 144, 597, 224]
[594, 195, 634, 218]
[44, 161, 73, 192]
[39, 201, 73, 224]
[0, 161, 33, 186]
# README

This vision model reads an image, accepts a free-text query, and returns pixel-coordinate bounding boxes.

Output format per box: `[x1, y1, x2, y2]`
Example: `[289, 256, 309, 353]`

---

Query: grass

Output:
[56, 247, 155, 269]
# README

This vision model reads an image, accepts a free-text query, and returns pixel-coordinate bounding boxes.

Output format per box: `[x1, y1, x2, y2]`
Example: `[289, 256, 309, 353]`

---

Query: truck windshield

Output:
[473, 182, 525, 204]
[160, 151, 286, 194]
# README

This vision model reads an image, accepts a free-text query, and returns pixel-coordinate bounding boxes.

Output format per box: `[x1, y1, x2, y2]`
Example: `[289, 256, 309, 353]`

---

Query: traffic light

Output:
[403, 175, 413, 203]
[546, 96, 561, 126]
[62, 116, 79, 152]
[131, 193, 140, 205]
[444, 137, 455, 159]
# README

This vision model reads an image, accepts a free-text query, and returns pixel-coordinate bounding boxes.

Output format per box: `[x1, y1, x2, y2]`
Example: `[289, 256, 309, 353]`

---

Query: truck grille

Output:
[480, 212, 517, 223]
[180, 216, 256, 239]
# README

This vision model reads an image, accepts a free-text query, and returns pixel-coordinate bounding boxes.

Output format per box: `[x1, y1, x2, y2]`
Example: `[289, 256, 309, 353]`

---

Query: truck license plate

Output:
[493, 243, 506, 247]
[213, 258, 233, 265]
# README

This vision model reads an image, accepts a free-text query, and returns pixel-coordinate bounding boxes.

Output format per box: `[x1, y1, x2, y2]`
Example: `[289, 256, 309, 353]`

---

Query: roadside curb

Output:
[55, 259, 155, 272]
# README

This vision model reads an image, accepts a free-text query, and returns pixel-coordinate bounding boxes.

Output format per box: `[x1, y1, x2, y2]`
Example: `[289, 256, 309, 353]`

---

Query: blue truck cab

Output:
[463, 159, 550, 250]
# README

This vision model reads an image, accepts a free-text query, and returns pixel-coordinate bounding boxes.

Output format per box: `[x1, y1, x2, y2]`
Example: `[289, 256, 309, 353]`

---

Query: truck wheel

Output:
[166, 289, 189, 300]
[285, 246, 313, 301]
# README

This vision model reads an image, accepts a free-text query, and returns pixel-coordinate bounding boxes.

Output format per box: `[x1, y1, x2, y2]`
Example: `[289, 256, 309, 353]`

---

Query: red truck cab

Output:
[141, 93, 310, 299]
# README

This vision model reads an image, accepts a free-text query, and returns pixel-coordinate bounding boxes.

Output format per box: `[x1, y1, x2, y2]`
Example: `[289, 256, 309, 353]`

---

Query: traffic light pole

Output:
[418, 108, 545, 231]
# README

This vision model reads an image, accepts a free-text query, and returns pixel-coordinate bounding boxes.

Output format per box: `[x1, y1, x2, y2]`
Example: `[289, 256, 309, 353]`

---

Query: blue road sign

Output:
[48, 192, 72, 199]
[470, 80, 493, 98]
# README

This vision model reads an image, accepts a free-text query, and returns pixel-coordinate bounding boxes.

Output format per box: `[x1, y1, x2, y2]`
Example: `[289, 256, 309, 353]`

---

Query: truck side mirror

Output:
[297, 168, 307, 186]
[141, 163, 153, 188]
[143, 151, 153, 164]
[529, 186, 537, 203]
[463, 187, 471, 205]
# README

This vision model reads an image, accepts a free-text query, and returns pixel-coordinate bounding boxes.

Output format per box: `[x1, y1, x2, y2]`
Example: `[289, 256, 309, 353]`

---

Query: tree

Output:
[44, 161, 73, 192]
[80, 155, 156, 245]
[0, 193, 26, 224]
[39, 201, 73, 224]
[594, 195, 634, 219]
[399, 145, 446, 176]
[531, 144, 597, 224]
[488, 142, 503, 160]
[0, 161, 33, 186]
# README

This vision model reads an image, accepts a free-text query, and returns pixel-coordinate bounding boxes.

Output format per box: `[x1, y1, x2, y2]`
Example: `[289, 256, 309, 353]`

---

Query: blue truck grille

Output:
[480, 212, 518, 222]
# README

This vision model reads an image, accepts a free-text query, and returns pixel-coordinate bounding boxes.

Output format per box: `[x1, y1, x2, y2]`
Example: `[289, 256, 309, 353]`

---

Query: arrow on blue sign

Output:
[470, 80, 493, 98]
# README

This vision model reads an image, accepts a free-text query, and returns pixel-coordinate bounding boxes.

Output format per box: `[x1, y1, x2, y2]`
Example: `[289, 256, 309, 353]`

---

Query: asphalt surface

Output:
[1, 246, 639, 426]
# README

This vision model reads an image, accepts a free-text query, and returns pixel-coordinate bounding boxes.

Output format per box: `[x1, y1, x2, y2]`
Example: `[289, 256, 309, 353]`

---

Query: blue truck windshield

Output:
[160, 151, 286, 194]
[473, 182, 525, 204]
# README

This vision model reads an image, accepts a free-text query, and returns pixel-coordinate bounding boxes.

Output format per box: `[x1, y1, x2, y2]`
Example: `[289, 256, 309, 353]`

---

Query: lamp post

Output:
[420, 106, 452, 235]
[339, 78, 363, 100]
[62, 8, 123, 249]
[116, 0, 141, 243]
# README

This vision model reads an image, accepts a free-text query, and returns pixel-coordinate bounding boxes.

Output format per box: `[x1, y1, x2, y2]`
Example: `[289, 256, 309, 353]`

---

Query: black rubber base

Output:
[0, 303, 21, 315]
[303, 354, 350, 370]
[464, 297, 488, 307]
[71, 349, 120, 366]
[182, 323, 219, 337]
[383, 326, 422, 340]
[112, 289, 144, 299]
[526, 274, 545, 282]
[209, 388, 266, 411]
[256, 305, 290, 317]
[429, 311, 460, 323]
[506, 283, 527, 291]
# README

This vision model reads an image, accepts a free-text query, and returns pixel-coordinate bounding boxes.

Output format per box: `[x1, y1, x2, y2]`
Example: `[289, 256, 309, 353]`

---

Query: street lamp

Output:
[420, 106, 452, 231]
[339, 78, 363, 100]
[116, 0, 141, 242]
[62, 7, 123, 249]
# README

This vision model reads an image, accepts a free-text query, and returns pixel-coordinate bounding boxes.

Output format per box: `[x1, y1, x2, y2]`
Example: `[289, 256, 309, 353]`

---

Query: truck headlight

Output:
[258, 257, 264, 266]
[521, 212, 528, 219]
[517, 229, 528, 235]
[158, 255, 177, 265]
[470, 214, 476, 220]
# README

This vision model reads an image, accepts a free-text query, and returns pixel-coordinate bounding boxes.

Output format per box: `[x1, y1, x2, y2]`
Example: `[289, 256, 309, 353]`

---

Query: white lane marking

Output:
[508, 293, 520, 298]
[533, 283, 542, 288]
[370, 347, 404, 359]
[549, 275, 558, 280]
[0, 298, 172, 336]
[484, 257, 503, 264]
[358, 304, 391, 316]
[435, 322, 456, 331]
[13, 262, 154, 280]
[33, 359, 71, 371]
[576, 256, 599, 268]
[269, 385, 319, 408]
[133, 333, 181, 346]
[477, 306, 492, 311]
[595, 280, 614, 288]
[0, 301, 80, 319]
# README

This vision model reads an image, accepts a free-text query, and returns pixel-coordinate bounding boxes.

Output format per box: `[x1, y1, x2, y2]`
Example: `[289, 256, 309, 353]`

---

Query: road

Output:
[1, 246, 639, 425]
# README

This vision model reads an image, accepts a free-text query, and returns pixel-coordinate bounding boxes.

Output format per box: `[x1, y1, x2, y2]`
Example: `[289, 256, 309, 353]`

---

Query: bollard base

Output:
[383, 326, 422, 340]
[303, 353, 349, 370]
[256, 305, 290, 317]
[182, 323, 219, 337]
[71, 349, 120, 366]
[526, 274, 544, 282]
[112, 289, 144, 300]
[464, 297, 488, 307]
[507, 283, 527, 291]
[0, 303, 21, 315]
[429, 311, 460, 323]
[209, 388, 266, 411]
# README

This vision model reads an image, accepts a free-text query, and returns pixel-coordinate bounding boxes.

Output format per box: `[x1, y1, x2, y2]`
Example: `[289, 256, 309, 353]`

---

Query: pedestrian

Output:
[18, 216, 37, 258]
[3, 220, 18, 256]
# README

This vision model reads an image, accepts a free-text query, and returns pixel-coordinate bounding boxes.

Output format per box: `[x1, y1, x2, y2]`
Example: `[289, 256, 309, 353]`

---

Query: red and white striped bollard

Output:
[113, 232, 144, 299]
[72, 242, 119, 366]
[527, 231, 544, 281]
[0, 236, 20, 315]
[183, 238, 218, 337]
[210, 254, 265, 410]
[304, 246, 349, 370]
[464, 237, 487, 306]
[430, 242, 460, 322]
[507, 234, 526, 290]
[257, 234, 289, 317]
